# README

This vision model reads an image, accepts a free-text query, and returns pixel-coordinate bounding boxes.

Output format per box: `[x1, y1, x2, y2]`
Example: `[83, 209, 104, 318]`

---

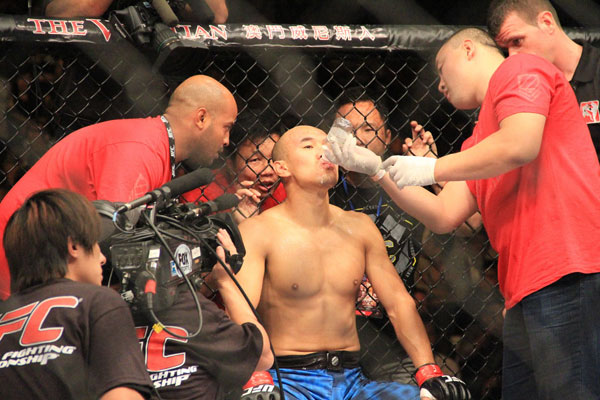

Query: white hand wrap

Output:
[323, 128, 382, 177]
[381, 155, 437, 189]
[420, 388, 435, 399]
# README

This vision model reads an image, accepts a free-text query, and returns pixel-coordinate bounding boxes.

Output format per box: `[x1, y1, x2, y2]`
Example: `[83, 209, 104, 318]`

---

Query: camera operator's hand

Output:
[45, 0, 113, 17]
[178, 0, 229, 24]
[46, 0, 229, 24]
[209, 231, 275, 372]
[205, 229, 237, 289]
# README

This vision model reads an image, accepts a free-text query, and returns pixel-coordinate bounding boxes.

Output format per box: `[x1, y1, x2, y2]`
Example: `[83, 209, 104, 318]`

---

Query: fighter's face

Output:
[337, 101, 391, 157]
[285, 128, 338, 188]
[495, 12, 554, 61]
[232, 134, 280, 198]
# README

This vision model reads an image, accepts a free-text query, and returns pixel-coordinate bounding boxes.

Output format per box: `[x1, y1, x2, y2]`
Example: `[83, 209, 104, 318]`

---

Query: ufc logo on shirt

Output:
[0, 296, 79, 345]
[581, 100, 600, 124]
[136, 325, 189, 371]
[136, 326, 197, 389]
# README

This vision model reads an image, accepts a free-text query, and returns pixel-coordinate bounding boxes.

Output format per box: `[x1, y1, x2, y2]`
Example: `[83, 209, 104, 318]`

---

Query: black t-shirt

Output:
[135, 286, 263, 400]
[572, 41, 600, 160]
[0, 278, 152, 400]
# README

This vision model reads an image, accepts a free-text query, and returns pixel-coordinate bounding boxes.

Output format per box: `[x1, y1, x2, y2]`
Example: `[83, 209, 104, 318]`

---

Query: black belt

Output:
[275, 351, 360, 372]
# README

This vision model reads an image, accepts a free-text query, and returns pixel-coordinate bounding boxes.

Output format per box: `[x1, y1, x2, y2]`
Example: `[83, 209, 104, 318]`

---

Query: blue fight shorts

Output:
[269, 367, 420, 400]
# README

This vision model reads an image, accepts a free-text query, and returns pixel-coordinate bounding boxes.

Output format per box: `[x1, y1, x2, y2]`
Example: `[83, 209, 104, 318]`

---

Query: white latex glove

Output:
[323, 136, 383, 177]
[381, 155, 437, 189]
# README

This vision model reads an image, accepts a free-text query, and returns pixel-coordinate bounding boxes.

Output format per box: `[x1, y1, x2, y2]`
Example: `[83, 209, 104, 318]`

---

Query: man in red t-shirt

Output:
[488, 0, 600, 160]
[0, 75, 237, 299]
[181, 111, 287, 223]
[326, 27, 600, 400]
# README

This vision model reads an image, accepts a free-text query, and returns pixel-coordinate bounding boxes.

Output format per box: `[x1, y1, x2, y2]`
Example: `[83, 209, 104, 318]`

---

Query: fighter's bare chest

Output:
[264, 227, 365, 296]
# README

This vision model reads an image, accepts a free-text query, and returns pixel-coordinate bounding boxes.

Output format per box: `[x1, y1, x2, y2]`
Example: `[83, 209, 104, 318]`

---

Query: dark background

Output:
[1, 0, 599, 27]
[225, 0, 600, 27]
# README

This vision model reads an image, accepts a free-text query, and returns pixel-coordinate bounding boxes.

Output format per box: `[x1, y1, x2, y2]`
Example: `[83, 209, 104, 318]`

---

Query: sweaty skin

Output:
[237, 127, 434, 366]
[243, 204, 369, 354]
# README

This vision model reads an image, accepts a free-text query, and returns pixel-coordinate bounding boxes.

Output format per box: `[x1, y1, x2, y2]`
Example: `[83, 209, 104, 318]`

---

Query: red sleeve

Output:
[460, 135, 477, 196]
[89, 142, 169, 202]
[490, 54, 555, 123]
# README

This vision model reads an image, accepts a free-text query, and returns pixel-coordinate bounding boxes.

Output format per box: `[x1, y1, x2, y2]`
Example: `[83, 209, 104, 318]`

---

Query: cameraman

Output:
[0, 74, 237, 300]
[132, 228, 273, 399]
[43, 0, 229, 24]
[0, 189, 153, 400]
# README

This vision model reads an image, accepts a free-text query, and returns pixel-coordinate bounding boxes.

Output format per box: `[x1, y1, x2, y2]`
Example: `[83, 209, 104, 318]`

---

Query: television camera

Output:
[95, 168, 243, 332]
[110, 0, 214, 75]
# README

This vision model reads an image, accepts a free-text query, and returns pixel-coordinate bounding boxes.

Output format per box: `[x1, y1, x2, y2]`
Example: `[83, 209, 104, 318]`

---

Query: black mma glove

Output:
[415, 363, 471, 400]
[241, 371, 281, 400]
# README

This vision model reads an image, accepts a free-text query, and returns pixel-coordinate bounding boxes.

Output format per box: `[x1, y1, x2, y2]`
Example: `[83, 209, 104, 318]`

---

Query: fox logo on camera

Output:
[170, 244, 196, 278]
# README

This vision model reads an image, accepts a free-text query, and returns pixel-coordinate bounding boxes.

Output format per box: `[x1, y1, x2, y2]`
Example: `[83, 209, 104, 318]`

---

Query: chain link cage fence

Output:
[2, 14, 599, 400]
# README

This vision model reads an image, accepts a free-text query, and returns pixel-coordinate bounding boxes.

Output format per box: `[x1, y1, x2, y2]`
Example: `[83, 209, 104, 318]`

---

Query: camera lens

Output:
[152, 23, 181, 53]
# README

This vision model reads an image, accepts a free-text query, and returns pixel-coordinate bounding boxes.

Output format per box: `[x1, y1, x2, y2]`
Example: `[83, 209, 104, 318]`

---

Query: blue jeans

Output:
[269, 367, 419, 400]
[502, 272, 600, 400]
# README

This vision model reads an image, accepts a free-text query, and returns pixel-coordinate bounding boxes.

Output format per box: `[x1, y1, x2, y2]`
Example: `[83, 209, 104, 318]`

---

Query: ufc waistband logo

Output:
[242, 384, 275, 395]
[0, 296, 79, 345]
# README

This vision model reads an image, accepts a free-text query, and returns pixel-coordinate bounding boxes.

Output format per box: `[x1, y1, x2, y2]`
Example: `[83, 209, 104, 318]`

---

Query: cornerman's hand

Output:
[241, 371, 281, 400]
[323, 136, 382, 177]
[381, 155, 437, 189]
[233, 181, 261, 223]
[416, 364, 471, 400]
[403, 121, 438, 159]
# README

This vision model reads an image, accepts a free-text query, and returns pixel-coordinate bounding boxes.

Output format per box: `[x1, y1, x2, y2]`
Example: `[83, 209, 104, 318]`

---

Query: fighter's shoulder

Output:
[331, 204, 376, 228]
[238, 207, 281, 233]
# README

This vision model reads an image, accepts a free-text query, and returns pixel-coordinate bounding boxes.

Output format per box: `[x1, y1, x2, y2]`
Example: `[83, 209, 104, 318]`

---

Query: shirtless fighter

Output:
[235, 126, 470, 400]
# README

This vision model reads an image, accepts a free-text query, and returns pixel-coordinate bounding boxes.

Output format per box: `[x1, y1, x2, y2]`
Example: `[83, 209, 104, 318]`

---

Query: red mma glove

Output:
[241, 371, 281, 400]
[416, 363, 471, 400]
